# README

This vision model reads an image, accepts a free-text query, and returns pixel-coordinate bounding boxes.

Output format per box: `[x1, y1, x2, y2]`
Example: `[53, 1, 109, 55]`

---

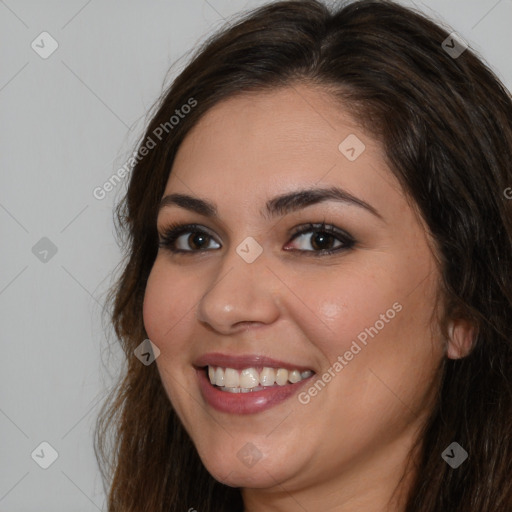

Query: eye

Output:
[158, 223, 220, 253]
[284, 222, 355, 255]
[157, 221, 355, 256]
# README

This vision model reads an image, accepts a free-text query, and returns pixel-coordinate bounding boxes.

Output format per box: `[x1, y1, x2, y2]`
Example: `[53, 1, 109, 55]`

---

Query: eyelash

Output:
[157, 221, 355, 257]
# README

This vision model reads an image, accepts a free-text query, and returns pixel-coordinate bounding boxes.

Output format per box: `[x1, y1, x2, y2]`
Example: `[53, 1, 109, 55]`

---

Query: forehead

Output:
[175, 86, 374, 163]
[165, 85, 400, 219]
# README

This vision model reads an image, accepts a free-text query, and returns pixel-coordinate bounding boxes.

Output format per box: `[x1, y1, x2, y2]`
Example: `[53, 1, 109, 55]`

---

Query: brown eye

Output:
[310, 232, 337, 251]
[158, 223, 221, 253]
[285, 223, 355, 255]
[186, 232, 211, 250]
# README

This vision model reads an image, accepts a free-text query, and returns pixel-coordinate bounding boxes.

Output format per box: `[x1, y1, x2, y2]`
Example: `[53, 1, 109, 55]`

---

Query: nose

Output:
[196, 245, 281, 334]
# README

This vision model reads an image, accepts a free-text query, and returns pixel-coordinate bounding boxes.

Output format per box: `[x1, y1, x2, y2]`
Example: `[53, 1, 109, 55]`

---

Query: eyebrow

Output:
[158, 186, 383, 221]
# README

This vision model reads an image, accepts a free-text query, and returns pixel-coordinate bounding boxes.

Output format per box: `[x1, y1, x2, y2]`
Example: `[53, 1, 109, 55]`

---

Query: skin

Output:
[143, 84, 472, 512]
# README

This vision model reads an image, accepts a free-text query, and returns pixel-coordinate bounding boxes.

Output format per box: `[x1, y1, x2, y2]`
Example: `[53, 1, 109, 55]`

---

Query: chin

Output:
[207, 461, 289, 489]
[195, 438, 305, 490]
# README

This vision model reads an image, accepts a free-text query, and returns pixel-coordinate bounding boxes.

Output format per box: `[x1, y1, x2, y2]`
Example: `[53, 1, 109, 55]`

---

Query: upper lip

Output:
[194, 352, 314, 372]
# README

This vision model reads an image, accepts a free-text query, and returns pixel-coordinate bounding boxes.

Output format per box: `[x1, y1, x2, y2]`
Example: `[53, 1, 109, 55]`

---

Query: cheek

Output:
[309, 267, 440, 403]
[142, 265, 166, 342]
[142, 261, 198, 419]
[142, 260, 191, 346]
[301, 268, 401, 357]
[300, 260, 440, 393]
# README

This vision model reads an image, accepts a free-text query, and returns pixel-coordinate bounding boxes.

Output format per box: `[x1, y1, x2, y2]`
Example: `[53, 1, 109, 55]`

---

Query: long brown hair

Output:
[94, 1, 512, 510]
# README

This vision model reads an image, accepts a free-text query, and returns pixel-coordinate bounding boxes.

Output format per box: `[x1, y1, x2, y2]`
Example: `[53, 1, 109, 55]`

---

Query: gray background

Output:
[1, 1, 511, 510]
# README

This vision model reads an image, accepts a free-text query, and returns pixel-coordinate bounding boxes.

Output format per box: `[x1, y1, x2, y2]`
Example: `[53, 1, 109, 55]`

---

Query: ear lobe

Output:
[446, 319, 475, 359]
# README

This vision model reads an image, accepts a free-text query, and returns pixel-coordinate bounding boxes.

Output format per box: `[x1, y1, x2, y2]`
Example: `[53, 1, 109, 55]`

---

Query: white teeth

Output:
[275, 368, 289, 385]
[260, 367, 276, 386]
[214, 367, 224, 387]
[223, 386, 241, 393]
[224, 368, 239, 388]
[288, 370, 301, 383]
[206, 365, 314, 390]
[239, 368, 259, 388]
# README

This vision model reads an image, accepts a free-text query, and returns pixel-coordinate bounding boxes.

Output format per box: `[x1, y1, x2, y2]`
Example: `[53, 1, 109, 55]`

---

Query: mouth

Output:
[193, 353, 316, 414]
[206, 365, 314, 393]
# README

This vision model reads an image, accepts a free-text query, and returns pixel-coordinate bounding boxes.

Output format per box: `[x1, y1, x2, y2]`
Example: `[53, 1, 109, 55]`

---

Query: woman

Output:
[95, 1, 512, 510]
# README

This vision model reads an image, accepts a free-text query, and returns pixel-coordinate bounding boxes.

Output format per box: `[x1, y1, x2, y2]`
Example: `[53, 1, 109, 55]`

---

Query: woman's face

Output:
[143, 85, 444, 504]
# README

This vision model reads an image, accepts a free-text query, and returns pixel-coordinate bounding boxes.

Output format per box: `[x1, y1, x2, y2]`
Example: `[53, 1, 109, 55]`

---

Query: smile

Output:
[208, 365, 314, 392]
[194, 352, 316, 414]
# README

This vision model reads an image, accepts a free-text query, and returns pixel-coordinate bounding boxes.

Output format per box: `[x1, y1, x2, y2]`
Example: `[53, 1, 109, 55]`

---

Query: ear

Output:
[446, 318, 475, 359]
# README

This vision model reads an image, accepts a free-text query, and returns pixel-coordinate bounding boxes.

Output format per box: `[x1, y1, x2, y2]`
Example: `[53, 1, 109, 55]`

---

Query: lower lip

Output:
[196, 368, 314, 415]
